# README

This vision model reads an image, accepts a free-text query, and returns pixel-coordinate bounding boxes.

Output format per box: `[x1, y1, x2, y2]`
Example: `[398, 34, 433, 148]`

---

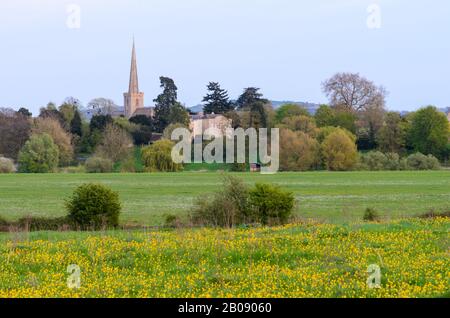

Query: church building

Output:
[122, 41, 154, 118]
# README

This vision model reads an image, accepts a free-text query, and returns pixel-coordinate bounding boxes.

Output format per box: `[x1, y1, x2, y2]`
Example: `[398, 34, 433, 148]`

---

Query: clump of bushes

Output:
[405, 153, 440, 170]
[418, 209, 450, 219]
[85, 156, 114, 173]
[0, 156, 16, 173]
[363, 208, 380, 222]
[17, 216, 70, 232]
[66, 183, 121, 230]
[358, 151, 440, 171]
[191, 176, 295, 227]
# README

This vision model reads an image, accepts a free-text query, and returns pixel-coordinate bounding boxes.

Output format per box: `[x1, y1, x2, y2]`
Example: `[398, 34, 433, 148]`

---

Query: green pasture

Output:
[0, 171, 449, 226]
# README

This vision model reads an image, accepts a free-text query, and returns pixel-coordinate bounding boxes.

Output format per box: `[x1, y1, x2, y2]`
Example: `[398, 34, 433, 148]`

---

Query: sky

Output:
[0, 0, 449, 115]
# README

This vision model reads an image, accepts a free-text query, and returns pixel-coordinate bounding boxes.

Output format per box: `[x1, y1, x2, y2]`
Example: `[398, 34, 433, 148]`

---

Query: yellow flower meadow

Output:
[0, 218, 448, 298]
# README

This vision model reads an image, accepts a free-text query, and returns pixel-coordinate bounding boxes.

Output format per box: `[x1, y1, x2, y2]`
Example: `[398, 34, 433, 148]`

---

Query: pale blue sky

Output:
[0, 0, 449, 114]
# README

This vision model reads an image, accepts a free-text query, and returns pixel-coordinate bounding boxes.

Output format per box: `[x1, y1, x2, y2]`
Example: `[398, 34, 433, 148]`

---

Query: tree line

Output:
[0, 72, 449, 173]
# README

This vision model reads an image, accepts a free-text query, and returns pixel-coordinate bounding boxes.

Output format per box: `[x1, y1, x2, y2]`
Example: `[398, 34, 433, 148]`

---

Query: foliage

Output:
[314, 105, 357, 133]
[235, 87, 268, 109]
[202, 82, 233, 114]
[163, 123, 189, 140]
[248, 183, 295, 225]
[0, 156, 16, 173]
[18, 134, 59, 173]
[130, 115, 153, 127]
[280, 129, 320, 171]
[141, 139, 183, 172]
[376, 112, 408, 154]
[322, 72, 386, 112]
[191, 176, 251, 228]
[95, 124, 134, 163]
[363, 208, 380, 222]
[70, 108, 83, 137]
[153, 76, 179, 132]
[90, 114, 114, 133]
[85, 156, 114, 173]
[168, 102, 190, 127]
[66, 183, 121, 230]
[321, 129, 358, 171]
[405, 153, 440, 170]
[87, 98, 118, 116]
[408, 106, 449, 159]
[314, 105, 335, 127]
[0, 108, 31, 160]
[275, 104, 310, 123]
[278, 115, 318, 137]
[32, 117, 74, 166]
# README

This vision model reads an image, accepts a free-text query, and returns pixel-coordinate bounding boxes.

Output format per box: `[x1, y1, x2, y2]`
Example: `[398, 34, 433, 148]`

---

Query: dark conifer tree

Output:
[202, 82, 233, 114]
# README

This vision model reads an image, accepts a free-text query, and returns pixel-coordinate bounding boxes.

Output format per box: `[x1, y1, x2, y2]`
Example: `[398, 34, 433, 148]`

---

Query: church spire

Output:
[128, 39, 139, 94]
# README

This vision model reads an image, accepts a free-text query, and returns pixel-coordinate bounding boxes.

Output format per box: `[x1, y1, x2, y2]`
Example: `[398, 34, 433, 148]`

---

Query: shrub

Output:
[384, 153, 401, 171]
[18, 134, 59, 173]
[95, 124, 134, 163]
[359, 151, 388, 171]
[142, 140, 183, 172]
[321, 129, 358, 171]
[406, 153, 441, 170]
[363, 208, 380, 222]
[280, 129, 320, 171]
[32, 117, 74, 166]
[164, 214, 183, 228]
[248, 183, 295, 225]
[0, 156, 16, 173]
[85, 157, 114, 173]
[66, 183, 121, 230]
[418, 210, 450, 219]
[17, 216, 70, 231]
[191, 176, 250, 227]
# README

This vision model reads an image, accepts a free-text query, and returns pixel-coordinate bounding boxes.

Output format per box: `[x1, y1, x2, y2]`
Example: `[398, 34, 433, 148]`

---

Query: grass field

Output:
[0, 171, 449, 226]
[0, 219, 448, 298]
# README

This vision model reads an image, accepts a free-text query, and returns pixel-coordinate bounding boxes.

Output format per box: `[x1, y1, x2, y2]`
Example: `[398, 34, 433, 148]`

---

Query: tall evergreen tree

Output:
[236, 87, 267, 109]
[70, 108, 83, 137]
[153, 77, 179, 132]
[202, 82, 233, 114]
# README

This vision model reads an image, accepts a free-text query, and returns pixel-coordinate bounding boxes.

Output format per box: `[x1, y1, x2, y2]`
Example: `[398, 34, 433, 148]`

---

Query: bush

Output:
[406, 153, 441, 170]
[363, 208, 380, 222]
[359, 151, 388, 171]
[164, 214, 183, 228]
[18, 134, 59, 173]
[191, 176, 250, 227]
[17, 216, 70, 231]
[321, 129, 358, 171]
[85, 157, 114, 173]
[95, 124, 134, 163]
[32, 117, 74, 166]
[249, 183, 295, 225]
[280, 129, 320, 171]
[66, 183, 121, 230]
[142, 140, 183, 172]
[418, 210, 450, 219]
[0, 156, 16, 173]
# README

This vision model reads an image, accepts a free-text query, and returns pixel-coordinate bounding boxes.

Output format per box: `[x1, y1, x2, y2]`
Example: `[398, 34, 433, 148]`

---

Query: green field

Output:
[0, 171, 449, 226]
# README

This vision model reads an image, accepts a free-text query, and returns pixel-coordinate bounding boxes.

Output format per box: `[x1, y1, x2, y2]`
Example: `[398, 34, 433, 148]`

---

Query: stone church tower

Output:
[124, 40, 144, 118]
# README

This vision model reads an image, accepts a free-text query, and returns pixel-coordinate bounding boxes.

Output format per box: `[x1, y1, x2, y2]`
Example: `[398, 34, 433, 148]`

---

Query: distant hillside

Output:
[189, 101, 321, 115]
